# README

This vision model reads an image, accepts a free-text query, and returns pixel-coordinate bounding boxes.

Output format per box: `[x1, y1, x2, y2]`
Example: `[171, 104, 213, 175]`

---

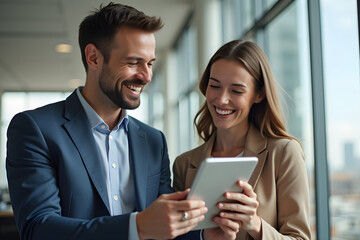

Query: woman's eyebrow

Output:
[209, 77, 220, 82]
[209, 77, 247, 88]
[232, 83, 247, 88]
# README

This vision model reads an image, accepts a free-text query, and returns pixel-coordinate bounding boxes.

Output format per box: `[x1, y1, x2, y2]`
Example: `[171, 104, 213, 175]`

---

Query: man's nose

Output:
[139, 65, 152, 83]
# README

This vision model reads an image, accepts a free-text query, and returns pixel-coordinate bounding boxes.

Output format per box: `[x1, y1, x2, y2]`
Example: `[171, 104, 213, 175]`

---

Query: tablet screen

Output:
[187, 157, 258, 230]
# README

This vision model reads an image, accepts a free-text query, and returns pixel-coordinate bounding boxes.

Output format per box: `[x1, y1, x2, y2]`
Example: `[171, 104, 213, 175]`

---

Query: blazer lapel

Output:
[128, 118, 148, 211]
[182, 135, 215, 188]
[63, 91, 111, 214]
[189, 134, 215, 169]
[243, 124, 268, 188]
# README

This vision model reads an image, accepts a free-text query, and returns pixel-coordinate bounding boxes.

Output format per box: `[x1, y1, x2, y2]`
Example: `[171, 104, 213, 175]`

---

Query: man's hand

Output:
[136, 189, 208, 239]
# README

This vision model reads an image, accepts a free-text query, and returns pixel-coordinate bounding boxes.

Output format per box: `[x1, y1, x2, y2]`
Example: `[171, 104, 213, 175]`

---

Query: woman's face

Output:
[206, 59, 263, 132]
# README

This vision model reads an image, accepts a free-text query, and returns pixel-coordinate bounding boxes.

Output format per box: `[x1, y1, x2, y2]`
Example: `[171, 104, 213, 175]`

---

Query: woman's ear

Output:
[255, 87, 265, 103]
[85, 44, 103, 70]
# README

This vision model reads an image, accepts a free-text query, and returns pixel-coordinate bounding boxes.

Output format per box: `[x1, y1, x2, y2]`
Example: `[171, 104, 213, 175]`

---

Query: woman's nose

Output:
[218, 91, 230, 104]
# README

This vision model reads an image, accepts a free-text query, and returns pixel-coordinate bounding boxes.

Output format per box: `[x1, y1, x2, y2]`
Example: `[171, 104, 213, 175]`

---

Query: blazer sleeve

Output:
[261, 140, 311, 240]
[6, 112, 131, 240]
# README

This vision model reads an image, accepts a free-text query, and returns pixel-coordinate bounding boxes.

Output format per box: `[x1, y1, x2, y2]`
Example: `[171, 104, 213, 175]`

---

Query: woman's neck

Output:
[212, 124, 249, 157]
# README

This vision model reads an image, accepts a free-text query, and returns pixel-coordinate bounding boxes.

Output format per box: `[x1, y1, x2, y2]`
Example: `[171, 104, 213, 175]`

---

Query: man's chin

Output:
[118, 100, 140, 110]
[124, 105, 140, 110]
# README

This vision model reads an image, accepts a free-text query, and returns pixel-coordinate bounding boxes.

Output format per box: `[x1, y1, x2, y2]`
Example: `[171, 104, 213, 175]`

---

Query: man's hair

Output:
[78, 2, 163, 71]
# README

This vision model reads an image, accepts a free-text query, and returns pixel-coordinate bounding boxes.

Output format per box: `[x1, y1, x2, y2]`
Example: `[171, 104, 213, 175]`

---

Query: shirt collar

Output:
[76, 87, 129, 131]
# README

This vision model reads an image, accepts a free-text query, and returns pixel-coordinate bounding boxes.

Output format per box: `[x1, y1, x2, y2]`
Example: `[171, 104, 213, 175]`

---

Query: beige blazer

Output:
[173, 124, 311, 240]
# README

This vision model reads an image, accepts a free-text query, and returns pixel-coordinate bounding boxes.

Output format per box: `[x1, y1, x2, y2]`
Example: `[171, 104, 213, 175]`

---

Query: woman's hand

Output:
[203, 217, 240, 240]
[217, 180, 262, 240]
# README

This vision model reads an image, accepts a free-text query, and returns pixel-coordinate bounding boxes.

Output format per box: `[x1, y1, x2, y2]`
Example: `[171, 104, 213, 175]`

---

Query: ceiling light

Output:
[56, 44, 73, 53]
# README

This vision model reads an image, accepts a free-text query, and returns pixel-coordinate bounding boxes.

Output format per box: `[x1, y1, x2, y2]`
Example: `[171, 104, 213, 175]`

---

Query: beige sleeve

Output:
[261, 140, 311, 240]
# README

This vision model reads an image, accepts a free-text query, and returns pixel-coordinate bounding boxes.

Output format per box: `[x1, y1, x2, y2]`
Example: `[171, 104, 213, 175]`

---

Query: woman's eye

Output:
[232, 90, 243, 94]
[209, 85, 220, 89]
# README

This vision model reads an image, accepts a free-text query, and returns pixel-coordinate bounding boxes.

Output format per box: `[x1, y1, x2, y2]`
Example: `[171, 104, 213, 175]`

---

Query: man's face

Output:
[99, 27, 156, 109]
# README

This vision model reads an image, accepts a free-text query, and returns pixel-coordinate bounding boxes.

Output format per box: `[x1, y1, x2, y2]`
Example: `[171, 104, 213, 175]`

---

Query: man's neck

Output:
[81, 85, 122, 130]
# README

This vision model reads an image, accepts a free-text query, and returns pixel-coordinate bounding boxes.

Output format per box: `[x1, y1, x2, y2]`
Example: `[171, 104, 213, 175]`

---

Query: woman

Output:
[173, 40, 311, 240]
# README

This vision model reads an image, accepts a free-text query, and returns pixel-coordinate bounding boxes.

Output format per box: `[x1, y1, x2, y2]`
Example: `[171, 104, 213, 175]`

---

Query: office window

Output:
[127, 92, 149, 124]
[264, 0, 278, 10]
[241, 0, 256, 33]
[177, 91, 201, 155]
[176, 27, 194, 94]
[188, 27, 199, 86]
[189, 91, 201, 147]
[221, 0, 241, 43]
[174, 23, 198, 156]
[221, 0, 255, 42]
[0, 92, 71, 191]
[265, 0, 316, 237]
[320, 0, 360, 238]
[178, 96, 190, 154]
[151, 92, 164, 132]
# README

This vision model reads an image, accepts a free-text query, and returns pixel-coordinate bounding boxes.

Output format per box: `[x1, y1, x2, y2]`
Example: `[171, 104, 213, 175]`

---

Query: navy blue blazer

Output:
[6, 90, 176, 240]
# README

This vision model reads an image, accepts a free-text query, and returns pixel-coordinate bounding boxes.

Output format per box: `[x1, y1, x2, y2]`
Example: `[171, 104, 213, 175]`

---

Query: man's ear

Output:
[85, 44, 103, 70]
[255, 87, 265, 103]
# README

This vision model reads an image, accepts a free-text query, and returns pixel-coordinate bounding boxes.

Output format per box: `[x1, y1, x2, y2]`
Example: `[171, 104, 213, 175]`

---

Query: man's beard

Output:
[99, 68, 142, 110]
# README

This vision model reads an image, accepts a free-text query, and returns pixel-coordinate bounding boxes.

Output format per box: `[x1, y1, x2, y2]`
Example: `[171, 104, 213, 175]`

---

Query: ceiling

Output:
[0, 0, 192, 92]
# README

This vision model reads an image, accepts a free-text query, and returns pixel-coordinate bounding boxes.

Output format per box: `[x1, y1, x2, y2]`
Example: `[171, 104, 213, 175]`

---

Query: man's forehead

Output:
[114, 27, 155, 43]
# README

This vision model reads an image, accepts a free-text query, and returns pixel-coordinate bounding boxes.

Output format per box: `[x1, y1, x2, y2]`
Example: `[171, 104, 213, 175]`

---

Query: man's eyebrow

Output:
[124, 56, 156, 62]
[209, 77, 247, 87]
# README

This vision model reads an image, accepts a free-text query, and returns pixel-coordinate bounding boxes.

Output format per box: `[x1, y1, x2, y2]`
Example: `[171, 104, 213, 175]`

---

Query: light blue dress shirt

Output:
[76, 88, 139, 239]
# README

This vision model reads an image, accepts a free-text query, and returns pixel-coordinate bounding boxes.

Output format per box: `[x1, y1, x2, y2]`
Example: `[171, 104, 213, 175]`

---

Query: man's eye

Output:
[128, 62, 137, 66]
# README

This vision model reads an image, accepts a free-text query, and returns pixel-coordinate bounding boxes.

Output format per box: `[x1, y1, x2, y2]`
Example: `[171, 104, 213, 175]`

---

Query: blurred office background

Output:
[0, 0, 359, 239]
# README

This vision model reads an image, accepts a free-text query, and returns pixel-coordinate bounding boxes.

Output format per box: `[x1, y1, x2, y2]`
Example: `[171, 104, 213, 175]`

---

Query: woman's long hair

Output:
[194, 40, 298, 143]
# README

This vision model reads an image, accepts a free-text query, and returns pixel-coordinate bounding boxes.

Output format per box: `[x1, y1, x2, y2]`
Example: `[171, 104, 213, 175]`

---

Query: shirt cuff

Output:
[128, 212, 140, 240]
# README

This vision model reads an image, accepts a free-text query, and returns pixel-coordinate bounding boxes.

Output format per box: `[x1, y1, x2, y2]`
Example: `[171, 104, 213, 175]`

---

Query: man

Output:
[6, 3, 207, 240]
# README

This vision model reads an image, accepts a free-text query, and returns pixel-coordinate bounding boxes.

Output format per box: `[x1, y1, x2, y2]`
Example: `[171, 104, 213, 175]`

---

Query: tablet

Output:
[187, 157, 258, 230]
